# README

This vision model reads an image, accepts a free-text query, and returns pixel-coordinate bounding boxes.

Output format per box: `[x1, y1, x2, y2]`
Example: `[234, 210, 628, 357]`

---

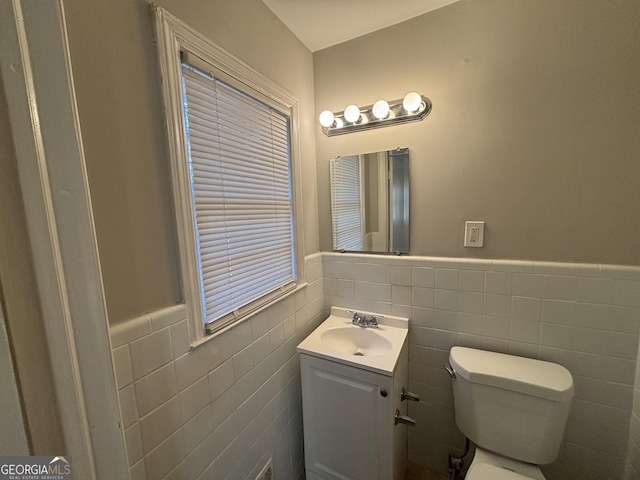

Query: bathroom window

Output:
[154, 7, 304, 340]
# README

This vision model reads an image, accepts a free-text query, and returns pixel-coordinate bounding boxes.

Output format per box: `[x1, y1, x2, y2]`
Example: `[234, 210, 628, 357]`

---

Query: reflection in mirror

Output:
[330, 148, 409, 254]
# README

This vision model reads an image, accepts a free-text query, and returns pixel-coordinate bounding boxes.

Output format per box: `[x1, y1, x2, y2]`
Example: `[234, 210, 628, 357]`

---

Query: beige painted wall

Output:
[64, 0, 318, 323]
[314, 0, 640, 265]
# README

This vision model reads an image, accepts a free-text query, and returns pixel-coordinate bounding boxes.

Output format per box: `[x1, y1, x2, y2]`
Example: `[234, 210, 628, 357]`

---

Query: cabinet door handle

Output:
[401, 387, 420, 402]
[394, 409, 416, 426]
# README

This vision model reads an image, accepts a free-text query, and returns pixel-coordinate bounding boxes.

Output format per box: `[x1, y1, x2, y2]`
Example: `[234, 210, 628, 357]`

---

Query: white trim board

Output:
[0, 0, 128, 477]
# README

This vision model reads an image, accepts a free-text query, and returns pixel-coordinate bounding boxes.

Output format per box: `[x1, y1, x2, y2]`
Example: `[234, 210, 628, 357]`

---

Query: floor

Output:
[404, 462, 449, 480]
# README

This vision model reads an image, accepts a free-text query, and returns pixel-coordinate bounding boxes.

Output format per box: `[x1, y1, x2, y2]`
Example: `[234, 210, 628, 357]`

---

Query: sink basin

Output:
[297, 306, 409, 375]
[320, 326, 392, 357]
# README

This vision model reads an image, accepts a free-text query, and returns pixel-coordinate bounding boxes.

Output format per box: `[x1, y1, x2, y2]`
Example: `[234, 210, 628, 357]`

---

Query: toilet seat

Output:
[465, 449, 546, 480]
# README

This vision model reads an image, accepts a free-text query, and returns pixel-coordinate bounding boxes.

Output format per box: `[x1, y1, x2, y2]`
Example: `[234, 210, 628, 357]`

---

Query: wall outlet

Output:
[464, 221, 485, 247]
[255, 458, 274, 480]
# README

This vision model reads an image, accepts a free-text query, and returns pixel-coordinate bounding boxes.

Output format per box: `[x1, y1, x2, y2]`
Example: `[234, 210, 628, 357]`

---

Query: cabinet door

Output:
[301, 355, 393, 480]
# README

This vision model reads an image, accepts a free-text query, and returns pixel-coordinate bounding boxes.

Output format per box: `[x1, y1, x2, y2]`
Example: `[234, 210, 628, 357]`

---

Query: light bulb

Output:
[344, 104, 361, 123]
[372, 100, 390, 119]
[318, 110, 335, 128]
[403, 92, 422, 113]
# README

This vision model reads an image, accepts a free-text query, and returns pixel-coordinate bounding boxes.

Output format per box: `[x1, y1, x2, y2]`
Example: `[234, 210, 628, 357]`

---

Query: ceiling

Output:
[261, 0, 461, 52]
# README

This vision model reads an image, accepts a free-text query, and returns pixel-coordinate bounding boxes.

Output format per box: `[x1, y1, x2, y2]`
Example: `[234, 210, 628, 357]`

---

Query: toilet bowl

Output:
[447, 347, 574, 480]
[466, 449, 545, 480]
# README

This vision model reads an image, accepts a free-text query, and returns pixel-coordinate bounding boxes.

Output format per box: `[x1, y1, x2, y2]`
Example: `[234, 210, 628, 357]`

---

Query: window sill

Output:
[189, 281, 309, 350]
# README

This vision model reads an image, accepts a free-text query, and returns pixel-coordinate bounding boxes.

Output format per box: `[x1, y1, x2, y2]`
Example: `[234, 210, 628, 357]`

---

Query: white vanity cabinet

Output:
[300, 341, 409, 480]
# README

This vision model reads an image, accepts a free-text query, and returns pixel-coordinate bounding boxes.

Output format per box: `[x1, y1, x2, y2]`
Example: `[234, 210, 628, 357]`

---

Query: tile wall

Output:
[322, 253, 640, 480]
[110, 254, 325, 480]
[111, 251, 640, 480]
[625, 344, 640, 479]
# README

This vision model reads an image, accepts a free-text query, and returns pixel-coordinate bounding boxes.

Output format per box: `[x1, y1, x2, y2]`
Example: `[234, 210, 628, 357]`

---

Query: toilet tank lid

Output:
[450, 347, 574, 402]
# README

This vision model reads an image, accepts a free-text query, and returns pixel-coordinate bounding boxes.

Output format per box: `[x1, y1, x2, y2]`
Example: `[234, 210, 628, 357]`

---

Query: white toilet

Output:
[448, 346, 574, 480]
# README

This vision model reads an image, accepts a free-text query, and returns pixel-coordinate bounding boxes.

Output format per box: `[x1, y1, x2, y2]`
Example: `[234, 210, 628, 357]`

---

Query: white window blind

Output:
[181, 63, 296, 333]
[330, 155, 364, 251]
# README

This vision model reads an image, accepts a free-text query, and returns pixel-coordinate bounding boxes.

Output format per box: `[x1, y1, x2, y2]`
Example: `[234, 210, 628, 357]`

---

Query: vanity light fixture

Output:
[319, 91, 432, 136]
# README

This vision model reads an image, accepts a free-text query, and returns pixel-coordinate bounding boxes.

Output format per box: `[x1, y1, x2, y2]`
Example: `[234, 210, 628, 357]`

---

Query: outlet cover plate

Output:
[464, 221, 485, 247]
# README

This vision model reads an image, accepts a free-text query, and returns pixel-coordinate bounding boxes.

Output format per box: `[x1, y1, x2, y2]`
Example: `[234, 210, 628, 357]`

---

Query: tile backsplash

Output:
[323, 253, 640, 480]
[112, 252, 640, 480]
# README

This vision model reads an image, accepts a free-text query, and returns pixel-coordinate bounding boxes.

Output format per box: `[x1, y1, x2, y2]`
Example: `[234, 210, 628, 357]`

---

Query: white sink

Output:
[320, 326, 393, 356]
[297, 306, 409, 375]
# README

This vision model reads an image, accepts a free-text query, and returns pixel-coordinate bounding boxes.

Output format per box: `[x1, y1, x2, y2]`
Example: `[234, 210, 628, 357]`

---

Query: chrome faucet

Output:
[351, 311, 379, 328]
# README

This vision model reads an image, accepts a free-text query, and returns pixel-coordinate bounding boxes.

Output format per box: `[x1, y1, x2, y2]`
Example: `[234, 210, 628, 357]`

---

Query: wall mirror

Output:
[330, 147, 409, 254]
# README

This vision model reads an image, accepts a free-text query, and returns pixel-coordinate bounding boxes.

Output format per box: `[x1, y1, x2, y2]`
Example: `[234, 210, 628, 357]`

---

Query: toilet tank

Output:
[449, 347, 574, 465]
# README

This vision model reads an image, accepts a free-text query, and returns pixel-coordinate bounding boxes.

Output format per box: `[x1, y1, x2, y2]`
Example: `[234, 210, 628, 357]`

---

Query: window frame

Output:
[153, 6, 305, 343]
